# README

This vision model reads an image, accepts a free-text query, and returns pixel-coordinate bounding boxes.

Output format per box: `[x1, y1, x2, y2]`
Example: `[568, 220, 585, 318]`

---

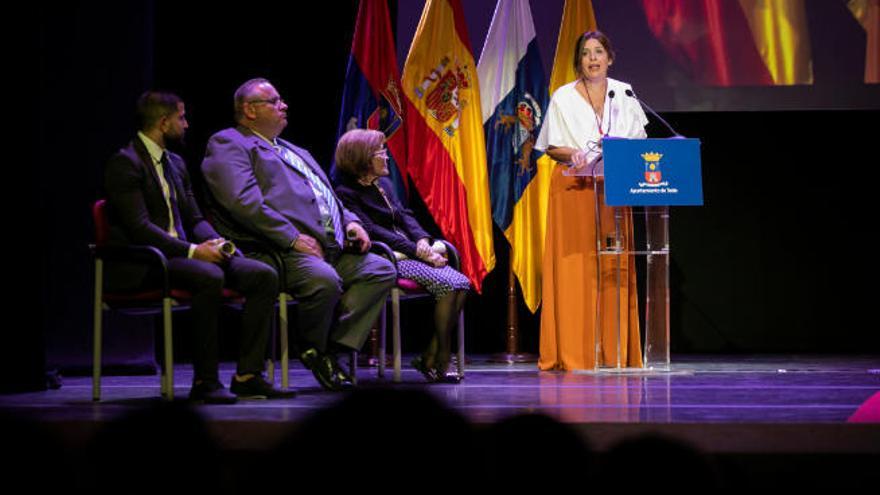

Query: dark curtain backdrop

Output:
[34, 2, 157, 382]
[32, 1, 879, 380]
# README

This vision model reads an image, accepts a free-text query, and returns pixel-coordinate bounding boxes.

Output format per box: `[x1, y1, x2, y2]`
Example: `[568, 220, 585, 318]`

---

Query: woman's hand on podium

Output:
[571, 149, 590, 171]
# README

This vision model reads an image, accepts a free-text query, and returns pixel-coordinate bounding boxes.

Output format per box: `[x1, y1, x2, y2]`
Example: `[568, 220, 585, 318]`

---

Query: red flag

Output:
[336, 0, 409, 197]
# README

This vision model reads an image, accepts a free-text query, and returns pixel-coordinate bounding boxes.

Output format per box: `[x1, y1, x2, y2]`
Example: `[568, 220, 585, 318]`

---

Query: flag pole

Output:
[490, 246, 537, 364]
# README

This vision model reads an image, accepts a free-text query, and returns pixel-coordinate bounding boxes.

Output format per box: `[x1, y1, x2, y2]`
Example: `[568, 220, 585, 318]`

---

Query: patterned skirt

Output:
[397, 259, 470, 300]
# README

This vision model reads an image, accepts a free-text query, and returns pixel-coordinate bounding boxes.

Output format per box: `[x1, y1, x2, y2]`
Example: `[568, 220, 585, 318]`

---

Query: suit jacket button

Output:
[311, 199, 316, 203]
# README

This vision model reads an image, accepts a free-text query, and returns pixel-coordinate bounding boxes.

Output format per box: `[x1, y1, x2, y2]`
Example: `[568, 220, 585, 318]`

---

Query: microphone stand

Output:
[624, 89, 685, 138]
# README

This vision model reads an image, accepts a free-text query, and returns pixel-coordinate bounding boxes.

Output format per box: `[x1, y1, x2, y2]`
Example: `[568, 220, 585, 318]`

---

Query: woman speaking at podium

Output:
[535, 31, 648, 371]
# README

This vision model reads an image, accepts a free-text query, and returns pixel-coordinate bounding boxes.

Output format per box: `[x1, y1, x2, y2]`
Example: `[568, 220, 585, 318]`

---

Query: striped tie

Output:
[277, 145, 345, 247]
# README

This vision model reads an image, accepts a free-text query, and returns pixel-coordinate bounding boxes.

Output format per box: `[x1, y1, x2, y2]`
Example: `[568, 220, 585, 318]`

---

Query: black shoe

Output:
[328, 354, 355, 390]
[411, 356, 439, 383]
[230, 375, 296, 399]
[435, 371, 462, 384]
[433, 358, 462, 384]
[300, 348, 343, 391]
[189, 380, 238, 404]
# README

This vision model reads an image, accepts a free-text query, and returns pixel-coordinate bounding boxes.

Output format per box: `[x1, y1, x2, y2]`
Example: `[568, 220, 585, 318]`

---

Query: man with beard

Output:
[104, 91, 292, 403]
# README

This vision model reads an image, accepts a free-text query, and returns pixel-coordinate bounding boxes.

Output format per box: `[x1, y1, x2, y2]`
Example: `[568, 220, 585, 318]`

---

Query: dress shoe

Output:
[434, 371, 462, 384]
[432, 357, 462, 384]
[411, 356, 439, 382]
[230, 375, 296, 399]
[300, 348, 344, 391]
[189, 380, 238, 404]
[328, 354, 355, 390]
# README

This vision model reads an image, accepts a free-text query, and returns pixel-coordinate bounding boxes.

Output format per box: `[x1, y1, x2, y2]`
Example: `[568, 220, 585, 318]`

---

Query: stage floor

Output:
[2, 354, 878, 453]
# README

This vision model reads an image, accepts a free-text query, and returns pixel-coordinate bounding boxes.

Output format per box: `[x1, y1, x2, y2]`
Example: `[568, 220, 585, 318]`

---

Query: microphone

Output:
[345, 226, 363, 252]
[219, 240, 236, 256]
[624, 89, 684, 138]
[606, 90, 615, 137]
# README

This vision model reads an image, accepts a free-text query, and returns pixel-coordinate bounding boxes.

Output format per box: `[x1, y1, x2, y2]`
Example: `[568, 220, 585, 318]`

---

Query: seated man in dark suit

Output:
[201, 78, 396, 391]
[104, 91, 293, 403]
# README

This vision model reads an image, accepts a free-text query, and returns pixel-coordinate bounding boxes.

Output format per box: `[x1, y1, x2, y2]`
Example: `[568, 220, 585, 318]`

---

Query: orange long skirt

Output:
[539, 166, 643, 371]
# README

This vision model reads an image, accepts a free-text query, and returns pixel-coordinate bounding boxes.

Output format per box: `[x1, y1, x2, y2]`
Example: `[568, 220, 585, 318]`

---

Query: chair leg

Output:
[378, 303, 387, 379]
[350, 351, 357, 386]
[279, 293, 289, 390]
[392, 288, 401, 383]
[457, 310, 465, 378]
[162, 297, 174, 400]
[92, 260, 103, 401]
[266, 360, 275, 385]
[267, 319, 276, 386]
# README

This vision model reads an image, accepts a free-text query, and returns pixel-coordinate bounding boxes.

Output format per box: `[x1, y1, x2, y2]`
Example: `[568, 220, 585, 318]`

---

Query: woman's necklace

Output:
[373, 181, 408, 237]
[582, 78, 607, 136]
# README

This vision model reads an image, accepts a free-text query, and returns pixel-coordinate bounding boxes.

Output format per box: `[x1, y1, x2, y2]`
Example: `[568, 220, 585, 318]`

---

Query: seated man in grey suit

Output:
[202, 78, 396, 391]
[105, 91, 293, 402]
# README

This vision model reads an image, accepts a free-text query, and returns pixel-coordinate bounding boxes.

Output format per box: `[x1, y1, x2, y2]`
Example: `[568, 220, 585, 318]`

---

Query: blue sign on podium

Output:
[603, 138, 703, 206]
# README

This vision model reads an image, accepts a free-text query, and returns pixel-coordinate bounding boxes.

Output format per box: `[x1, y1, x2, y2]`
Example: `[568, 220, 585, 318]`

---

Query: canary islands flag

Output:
[477, 0, 549, 313]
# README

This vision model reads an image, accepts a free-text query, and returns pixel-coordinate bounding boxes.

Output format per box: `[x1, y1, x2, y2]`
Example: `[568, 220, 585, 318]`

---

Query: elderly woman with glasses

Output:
[333, 129, 469, 383]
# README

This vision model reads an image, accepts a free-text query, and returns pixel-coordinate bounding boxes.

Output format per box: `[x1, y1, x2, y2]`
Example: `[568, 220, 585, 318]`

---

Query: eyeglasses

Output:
[372, 148, 389, 160]
[247, 97, 285, 107]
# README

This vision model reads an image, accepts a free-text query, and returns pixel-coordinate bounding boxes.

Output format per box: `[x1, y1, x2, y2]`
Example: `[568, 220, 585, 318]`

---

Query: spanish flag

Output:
[402, 0, 495, 291]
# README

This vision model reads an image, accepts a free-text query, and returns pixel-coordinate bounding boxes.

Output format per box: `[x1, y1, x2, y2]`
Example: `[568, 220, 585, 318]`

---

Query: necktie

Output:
[160, 152, 186, 241]
[276, 145, 344, 247]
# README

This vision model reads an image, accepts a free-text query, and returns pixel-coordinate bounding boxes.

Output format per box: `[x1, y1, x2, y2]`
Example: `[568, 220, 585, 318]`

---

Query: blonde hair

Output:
[334, 128, 386, 178]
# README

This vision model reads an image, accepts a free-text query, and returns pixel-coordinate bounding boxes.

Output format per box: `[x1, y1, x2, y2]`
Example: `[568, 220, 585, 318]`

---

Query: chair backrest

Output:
[93, 199, 109, 247]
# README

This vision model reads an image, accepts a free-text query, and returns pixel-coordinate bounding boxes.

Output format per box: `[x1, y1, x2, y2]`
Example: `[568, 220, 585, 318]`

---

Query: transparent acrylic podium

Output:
[564, 137, 702, 373]
[596, 205, 670, 371]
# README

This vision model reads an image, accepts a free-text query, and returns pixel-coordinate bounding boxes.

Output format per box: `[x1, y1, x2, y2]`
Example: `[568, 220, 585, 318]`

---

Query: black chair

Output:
[91, 200, 248, 400]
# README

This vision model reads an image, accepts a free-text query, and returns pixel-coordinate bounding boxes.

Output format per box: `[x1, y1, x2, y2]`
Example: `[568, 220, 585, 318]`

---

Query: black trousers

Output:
[109, 255, 278, 382]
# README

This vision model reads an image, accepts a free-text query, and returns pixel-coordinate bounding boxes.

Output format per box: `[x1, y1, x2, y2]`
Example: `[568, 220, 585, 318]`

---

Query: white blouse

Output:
[536, 77, 649, 165]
